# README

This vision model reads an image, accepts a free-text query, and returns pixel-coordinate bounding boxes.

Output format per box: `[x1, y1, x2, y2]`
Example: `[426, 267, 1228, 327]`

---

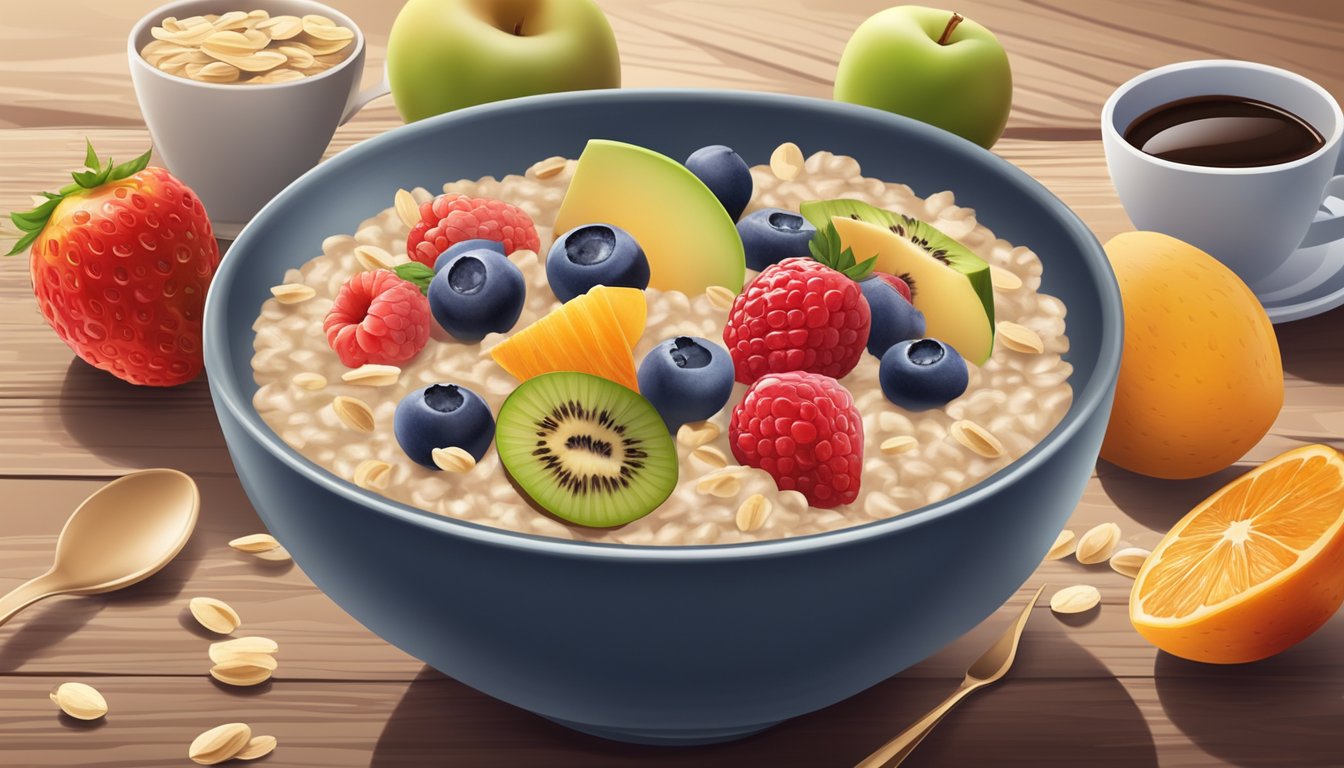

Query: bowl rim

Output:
[204, 88, 1123, 562]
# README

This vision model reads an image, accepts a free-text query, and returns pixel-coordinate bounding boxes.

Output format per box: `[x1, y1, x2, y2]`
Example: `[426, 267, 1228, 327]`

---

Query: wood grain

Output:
[3, 1, 1344, 766]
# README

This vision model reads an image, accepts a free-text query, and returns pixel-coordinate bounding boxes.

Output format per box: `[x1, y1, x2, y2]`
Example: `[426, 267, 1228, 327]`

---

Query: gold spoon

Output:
[855, 584, 1046, 768]
[0, 469, 199, 628]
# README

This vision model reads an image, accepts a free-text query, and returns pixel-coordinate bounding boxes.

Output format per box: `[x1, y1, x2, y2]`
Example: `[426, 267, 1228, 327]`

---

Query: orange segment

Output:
[1130, 444, 1344, 663]
[490, 286, 645, 391]
[593, 286, 647, 346]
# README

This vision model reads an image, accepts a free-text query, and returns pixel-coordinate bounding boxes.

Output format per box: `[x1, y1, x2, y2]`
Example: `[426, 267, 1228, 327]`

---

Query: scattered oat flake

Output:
[228, 533, 280, 553]
[49, 682, 107, 720]
[210, 636, 279, 663]
[676, 421, 721, 449]
[690, 445, 729, 469]
[353, 459, 392, 491]
[1109, 547, 1151, 579]
[270, 283, 315, 304]
[292, 372, 327, 391]
[189, 597, 241, 634]
[235, 735, 278, 761]
[189, 722, 251, 765]
[1045, 529, 1076, 560]
[532, 156, 567, 179]
[880, 435, 918, 456]
[1075, 522, 1121, 565]
[990, 265, 1023, 291]
[736, 494, 772, 532]
[332, 395, 375, 433]
[341, 364, 400, 387]
[950, 420, 1004, 459]
[251, 546, 293, 563]
[210, 660, 274, 687]
[1050, 585, 1101, 615]
[998, 321, 1045, 354]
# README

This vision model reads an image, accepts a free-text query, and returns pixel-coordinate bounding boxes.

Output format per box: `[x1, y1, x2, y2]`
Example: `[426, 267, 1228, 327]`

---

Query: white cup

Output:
[128, 0, 389, 238]
[1102, 60, 1344, 291]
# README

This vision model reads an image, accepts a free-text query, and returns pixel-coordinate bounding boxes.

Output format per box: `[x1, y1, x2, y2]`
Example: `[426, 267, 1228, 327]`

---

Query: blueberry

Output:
[546, 224, 650, 303]
[433, 238, 505, 273]
[394, 383, 495, 468]
[684, 145, 753, 221]
[429, 248, 526, 342]
[637, 336, 735, 430]
[737, 208, 816, 271]
[860, 276, 926, 357]
[879, 338, 969, 411]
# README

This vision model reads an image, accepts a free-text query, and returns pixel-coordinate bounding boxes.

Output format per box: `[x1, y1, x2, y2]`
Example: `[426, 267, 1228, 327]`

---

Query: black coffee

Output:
[1123, 95, 1324, 168]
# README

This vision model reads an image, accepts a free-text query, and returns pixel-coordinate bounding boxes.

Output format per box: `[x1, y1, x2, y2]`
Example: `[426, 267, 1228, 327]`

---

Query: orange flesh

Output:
[490, 286, 645, 391]
[1137, 450, 1344, 619]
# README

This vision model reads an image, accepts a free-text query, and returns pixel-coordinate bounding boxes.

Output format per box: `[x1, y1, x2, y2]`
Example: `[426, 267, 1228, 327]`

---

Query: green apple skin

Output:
[834, 6, 1012, 148]
[388, 0, 621, 123]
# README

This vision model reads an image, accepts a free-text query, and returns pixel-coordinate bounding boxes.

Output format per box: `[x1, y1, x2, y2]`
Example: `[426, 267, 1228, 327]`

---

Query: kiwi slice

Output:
[496, 371, 678, 528]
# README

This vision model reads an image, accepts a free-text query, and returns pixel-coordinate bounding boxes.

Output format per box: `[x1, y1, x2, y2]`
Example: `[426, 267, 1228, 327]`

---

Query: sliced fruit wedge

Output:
[1130, 444, 1344, 663]
[490, 286, 645, 391]
[802, 199, 995, 364]
[552, 139, 746, 295]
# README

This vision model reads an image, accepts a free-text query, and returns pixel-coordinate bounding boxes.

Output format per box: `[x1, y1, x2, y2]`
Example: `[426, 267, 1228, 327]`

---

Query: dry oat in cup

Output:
[142, 11, 355, 84]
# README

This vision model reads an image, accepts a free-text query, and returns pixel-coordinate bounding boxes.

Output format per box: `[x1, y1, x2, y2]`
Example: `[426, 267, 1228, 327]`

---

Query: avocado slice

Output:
[802, 199, 995, 364]
[553, 140, 746, 296]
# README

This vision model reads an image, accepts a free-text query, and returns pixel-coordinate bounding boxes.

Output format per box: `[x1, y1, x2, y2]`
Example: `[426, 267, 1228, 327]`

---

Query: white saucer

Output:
[1255, 194, 1344, 323]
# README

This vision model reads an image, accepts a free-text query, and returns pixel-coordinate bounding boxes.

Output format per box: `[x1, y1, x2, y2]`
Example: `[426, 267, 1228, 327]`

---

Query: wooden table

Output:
[2, 1, 1342, 765]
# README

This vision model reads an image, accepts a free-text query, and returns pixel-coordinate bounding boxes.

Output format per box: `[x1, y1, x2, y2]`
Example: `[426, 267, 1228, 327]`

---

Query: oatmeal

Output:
[251, 150, 1072, 545]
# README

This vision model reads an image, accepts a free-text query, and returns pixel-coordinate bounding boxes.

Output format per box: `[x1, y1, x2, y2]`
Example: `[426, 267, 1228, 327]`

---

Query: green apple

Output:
[387, 0, 621, 123]
[833, 6, 1012, 148]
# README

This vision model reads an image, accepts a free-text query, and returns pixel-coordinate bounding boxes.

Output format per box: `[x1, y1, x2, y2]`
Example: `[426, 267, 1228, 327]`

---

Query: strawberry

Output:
[5, 142, 219, 386]
[722, 221, 875, 384]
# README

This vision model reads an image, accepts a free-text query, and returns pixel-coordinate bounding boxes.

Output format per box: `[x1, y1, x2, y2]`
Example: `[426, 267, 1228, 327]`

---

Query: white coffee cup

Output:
[128, 0, 389, 238]
[1102, 60, 1344, 291]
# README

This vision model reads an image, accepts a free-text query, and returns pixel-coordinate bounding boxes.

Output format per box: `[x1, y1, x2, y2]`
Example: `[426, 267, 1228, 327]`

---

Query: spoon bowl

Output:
[0, 468, 199, 627]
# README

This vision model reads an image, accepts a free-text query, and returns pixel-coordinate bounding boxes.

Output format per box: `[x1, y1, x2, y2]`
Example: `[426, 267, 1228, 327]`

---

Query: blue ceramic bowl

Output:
[204, 89, 1122, 746]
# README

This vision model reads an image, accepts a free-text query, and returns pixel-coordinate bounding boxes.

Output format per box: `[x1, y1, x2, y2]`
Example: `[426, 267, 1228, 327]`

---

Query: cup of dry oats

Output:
[128, 0, 390, 238]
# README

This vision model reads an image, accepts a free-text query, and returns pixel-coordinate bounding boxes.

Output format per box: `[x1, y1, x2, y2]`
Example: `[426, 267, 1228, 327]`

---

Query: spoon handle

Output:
[0, 573, 58, 628]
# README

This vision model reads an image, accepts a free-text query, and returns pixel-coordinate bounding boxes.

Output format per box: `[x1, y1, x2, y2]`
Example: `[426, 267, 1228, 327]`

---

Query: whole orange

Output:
[1100, 232, 1282, 479]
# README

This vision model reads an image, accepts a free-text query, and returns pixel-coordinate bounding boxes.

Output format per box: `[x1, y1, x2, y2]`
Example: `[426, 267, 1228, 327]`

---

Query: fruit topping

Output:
[546, 223, 650, 302]
[878, 338, 968, 411]
[5, 142, 220, 387]
[803, 198, 994, 364]
[405, 193, 540, 268]
[723, 254, 872, 385]
[860, 271, 926, 357]
[737, 208, 817, 271]
[552, 139, 746, 294]
[490, 285, 645, 391]
[729, 371, 863, 508]
[684, 144, 753, 221]
[394, 383, 495, 468]
[433, 238, 504, 272]
[324, 269, 432, 368]
[495, 371, 677, 528]
[636, 336, 736, 431]
[428, 247, 527, 342]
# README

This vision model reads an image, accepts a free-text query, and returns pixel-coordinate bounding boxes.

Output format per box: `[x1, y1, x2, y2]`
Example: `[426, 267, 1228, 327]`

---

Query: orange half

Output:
[1130, 444, 1344, 663]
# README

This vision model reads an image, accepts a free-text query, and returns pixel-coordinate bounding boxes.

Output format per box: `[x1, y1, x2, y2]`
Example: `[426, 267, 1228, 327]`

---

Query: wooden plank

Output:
[0, 1, 1339, 133]
[4, 670, 1342, 766]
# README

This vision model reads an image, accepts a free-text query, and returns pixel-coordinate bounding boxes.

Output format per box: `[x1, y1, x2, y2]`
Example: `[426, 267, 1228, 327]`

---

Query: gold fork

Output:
[854, 584, 1047, 768]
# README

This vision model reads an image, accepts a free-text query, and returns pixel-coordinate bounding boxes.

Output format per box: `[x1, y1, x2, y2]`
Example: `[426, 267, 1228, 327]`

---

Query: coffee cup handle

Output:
[1299, 174, 1344, 250]
[339, 69, 392, 127]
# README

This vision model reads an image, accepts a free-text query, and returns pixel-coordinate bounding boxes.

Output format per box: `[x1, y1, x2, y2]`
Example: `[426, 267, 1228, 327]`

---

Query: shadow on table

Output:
[55, 356, 224, 470]
[1274, 303, 1344, 386]
[1154, 609, 1344, 768]
[1096, 460, 1245, 533]
[371, 622, 1157, 768]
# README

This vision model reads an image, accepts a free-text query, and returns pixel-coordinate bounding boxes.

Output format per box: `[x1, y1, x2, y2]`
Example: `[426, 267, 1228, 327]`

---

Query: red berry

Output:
[406, 194, 540, 268]
[874, 271, 912, 303]
[324, 270, 431, 368]
[722, 257, 870, 384]
[11, 148, 220, 387]
[729, 371, 863, 508]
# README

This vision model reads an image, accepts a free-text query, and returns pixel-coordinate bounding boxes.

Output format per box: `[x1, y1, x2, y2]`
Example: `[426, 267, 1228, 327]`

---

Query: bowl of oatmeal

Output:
[204, 89, 1121, 745]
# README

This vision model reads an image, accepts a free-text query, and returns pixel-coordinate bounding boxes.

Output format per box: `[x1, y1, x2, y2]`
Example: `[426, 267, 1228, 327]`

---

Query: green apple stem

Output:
[937, 12, 964, 45]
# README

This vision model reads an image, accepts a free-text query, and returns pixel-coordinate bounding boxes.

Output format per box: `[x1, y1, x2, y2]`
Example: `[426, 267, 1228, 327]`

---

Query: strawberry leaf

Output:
[3, 140, 155, 257]
[393, 262, 435, 294]
[110, 149, 153, 181]
[5, 228, 40, 257]
[83, 139, 99, 171]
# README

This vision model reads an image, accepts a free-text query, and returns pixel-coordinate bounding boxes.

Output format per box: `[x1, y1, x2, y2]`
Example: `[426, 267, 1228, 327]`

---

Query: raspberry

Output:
[324, 270, 432, 368]
[729, 371, 863, 508]
[406, 194, 540, 267]
[722, 257, 870, 384]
